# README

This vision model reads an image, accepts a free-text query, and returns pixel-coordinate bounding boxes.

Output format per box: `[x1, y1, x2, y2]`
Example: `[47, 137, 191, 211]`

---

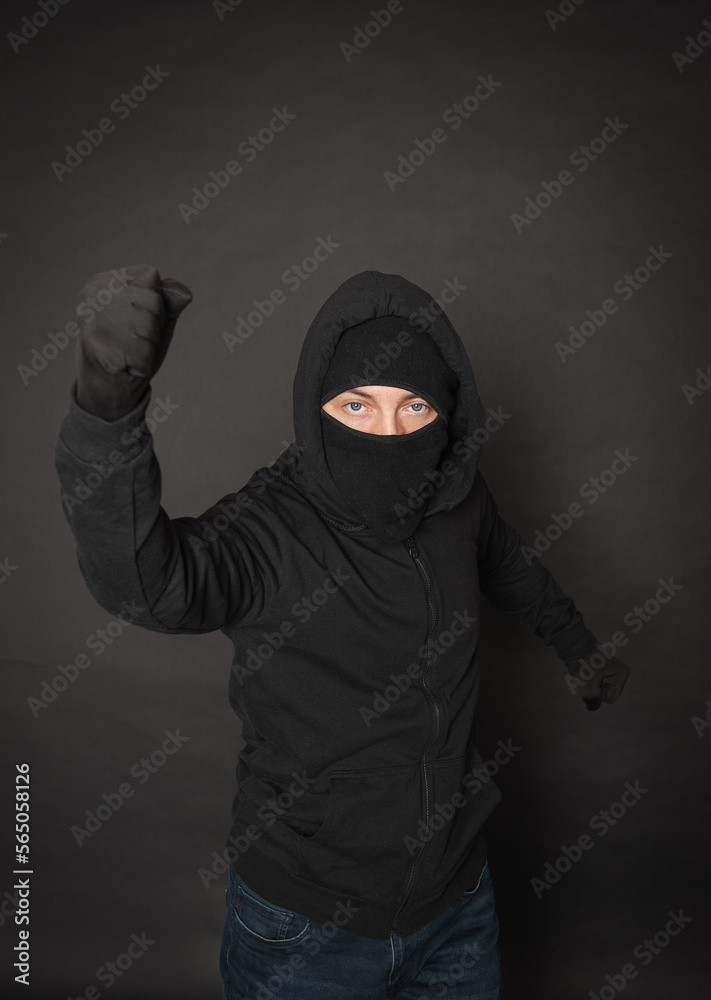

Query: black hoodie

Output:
[55, 269, 599, 939]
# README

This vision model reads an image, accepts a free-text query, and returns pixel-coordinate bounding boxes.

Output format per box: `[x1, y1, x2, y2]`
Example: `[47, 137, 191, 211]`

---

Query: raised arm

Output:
[55, 265, 277, 634]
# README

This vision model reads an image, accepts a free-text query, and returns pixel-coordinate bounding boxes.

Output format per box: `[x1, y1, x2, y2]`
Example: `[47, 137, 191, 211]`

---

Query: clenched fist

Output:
[75, 264, 193, 421]
[566, 648, 631, 711]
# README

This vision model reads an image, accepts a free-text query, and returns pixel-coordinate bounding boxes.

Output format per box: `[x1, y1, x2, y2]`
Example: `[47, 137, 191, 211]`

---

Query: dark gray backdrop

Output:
[1, 0, 709, 997]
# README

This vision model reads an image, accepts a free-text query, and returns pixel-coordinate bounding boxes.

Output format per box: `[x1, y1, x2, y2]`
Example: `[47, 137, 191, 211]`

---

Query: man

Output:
[55, 265, 630, 999]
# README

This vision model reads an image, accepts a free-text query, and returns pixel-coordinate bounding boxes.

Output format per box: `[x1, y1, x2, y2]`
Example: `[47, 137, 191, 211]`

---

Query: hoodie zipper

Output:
[389, 533, 442, 936]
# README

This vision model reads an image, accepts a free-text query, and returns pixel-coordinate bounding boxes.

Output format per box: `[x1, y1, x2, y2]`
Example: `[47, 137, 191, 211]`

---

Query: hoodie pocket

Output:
[461, 858, 491, 895]
[294, 762, 423, 900]
[416, 744, 503, 889]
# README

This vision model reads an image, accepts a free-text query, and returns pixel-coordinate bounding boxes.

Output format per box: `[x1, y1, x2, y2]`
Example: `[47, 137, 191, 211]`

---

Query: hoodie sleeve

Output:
[54, 382, 277, 634]
[473, 471, 599, 663]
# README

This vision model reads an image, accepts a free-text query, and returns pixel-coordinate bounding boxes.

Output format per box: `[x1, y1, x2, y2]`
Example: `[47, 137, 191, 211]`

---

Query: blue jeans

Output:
[219, 860, 501, 999]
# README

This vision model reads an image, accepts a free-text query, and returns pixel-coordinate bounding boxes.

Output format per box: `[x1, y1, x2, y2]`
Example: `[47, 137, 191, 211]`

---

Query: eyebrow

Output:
[340, 389, 422, 401]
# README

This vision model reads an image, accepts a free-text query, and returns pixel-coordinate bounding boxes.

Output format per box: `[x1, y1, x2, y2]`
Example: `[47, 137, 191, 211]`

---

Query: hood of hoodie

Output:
[273, 270, 487, 534]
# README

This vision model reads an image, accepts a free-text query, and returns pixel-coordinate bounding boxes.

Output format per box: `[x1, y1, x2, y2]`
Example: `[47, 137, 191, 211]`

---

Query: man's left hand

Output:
[565, 649, 631, 711]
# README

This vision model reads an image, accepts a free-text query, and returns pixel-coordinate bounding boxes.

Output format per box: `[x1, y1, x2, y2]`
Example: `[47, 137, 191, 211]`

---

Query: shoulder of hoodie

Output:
[191, 462, 311, 539]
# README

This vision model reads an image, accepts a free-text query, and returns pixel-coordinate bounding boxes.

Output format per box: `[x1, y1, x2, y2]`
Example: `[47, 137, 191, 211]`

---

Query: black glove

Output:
[75, 264, 193, 421]
[565, 648, 631, 711]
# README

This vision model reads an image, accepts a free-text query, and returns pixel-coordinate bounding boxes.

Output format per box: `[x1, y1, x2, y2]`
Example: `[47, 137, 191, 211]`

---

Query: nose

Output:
[378, 411, 408, 435]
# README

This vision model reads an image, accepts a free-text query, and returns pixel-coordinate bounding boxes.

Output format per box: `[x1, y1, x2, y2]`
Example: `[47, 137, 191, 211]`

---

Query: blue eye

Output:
[345, 402, 363, 412]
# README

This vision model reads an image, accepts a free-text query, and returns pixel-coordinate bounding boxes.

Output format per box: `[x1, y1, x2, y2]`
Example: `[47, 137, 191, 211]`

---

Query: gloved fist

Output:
[565, 648, 631, 711]
[75, 264, 193, 421]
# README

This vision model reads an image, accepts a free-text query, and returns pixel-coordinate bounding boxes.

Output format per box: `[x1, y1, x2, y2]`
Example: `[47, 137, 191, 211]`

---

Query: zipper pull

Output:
[406, 535, 419, 559]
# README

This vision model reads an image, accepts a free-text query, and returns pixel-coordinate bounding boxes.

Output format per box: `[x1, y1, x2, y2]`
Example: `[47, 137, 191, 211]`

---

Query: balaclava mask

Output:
[320, 316, 460, 543]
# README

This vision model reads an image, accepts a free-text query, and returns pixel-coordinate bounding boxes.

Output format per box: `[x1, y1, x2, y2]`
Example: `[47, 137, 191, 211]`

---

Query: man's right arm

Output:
[56, 382, 273, 634]
[55, 265, 276, 634]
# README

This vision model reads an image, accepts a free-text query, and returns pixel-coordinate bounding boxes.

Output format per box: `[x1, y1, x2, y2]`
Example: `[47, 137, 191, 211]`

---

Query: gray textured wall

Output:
[1, 0, 709, 997]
